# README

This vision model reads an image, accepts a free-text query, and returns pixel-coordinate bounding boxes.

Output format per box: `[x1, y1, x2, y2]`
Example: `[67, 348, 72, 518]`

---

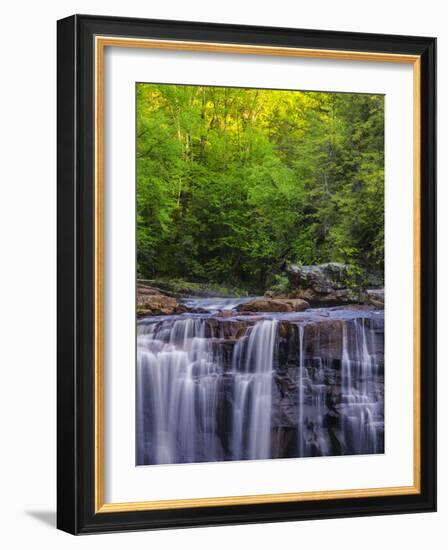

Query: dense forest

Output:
[136, 83, 384, 293]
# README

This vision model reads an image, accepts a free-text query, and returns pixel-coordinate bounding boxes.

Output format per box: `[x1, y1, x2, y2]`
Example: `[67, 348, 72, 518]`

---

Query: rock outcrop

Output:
[236, 297, 310, 313]
[137, 293, 178, 316]
[137, 281, 182, 316]
[366, 288, 384, 308]
[285, 262, 384, 308]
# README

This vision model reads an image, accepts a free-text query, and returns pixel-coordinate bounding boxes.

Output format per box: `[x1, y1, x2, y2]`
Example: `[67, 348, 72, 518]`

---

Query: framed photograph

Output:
[57, 14, 436, 534]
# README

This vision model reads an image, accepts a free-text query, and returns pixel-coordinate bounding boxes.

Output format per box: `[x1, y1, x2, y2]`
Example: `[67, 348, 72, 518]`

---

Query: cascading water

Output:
[179, 296, 258, 311]
[137, 317, 222, 465]
[298, 325, 305, 456]
[231, 320, 278, 460]
[136, 303, 384, 465]
[339, 317, 383, 454]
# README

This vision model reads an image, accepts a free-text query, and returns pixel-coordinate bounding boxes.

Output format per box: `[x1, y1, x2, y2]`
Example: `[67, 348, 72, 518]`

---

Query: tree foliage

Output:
[136, 84, 384, 292]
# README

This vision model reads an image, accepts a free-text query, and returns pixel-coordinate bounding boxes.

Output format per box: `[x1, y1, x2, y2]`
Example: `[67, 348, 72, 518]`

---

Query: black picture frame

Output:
[57, 14, 436, 534]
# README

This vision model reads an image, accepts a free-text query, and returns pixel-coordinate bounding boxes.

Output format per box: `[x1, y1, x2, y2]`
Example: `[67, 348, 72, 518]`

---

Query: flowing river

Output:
[136, 299, 384, 465]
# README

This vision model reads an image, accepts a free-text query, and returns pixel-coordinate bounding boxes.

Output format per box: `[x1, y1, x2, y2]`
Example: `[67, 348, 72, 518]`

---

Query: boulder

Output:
[286, 262, 351, 291]
[236, 297, 309, 313]
[285, 298, 312, 311]
[285, 263, 367, 306]
[137, 292, 179, 316]
[137, 282, 183, 315]
[366, 289, 384, 309]
[137, 281, 218, 315]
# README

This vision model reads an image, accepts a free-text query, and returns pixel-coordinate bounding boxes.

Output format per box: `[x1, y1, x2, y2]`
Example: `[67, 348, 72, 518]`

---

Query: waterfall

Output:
[136, 317, 222, 465]
[136, 305, 384, 465]
[340, 318, 383, 455]
[231, 320, 278, 460]
[298, 325, 305, 456]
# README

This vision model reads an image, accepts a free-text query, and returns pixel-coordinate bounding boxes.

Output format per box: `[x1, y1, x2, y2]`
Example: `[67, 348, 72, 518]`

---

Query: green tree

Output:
[136, 84, 384, 292]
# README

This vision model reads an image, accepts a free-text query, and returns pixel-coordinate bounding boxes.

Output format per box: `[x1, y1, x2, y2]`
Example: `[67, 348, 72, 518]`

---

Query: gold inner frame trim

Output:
[94, 35, 422, 513]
